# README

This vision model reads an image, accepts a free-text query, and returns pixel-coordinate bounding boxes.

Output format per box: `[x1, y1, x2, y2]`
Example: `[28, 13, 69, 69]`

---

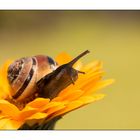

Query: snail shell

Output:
[7, 55, 58, 102]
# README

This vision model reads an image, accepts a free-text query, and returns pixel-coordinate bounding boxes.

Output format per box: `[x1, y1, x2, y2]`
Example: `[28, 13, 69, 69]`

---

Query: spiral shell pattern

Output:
[7, 55, 57, 102]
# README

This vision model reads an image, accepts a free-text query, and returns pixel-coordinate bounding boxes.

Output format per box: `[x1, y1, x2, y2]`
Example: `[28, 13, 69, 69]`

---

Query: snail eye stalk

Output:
[77, 70, 85, 74]
[68, 50, 90, 67]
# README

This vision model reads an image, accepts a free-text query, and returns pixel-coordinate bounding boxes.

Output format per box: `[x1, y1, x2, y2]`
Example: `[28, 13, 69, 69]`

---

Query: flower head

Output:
[0, 52, 114, 129]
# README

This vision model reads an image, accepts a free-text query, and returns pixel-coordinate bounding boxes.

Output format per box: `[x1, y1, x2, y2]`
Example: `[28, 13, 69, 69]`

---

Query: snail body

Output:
[7, 50, 89, 103]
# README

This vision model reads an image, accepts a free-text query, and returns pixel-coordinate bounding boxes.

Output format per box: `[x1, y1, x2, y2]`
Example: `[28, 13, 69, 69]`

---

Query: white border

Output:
[0, 1, 140, 139]
[0, 131, 140, 140]
[0, 0, 140, 9]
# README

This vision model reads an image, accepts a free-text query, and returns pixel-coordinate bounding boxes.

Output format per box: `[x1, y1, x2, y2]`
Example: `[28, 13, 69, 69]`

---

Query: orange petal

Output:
[40, 102, 63, 112]
[84, 79, 115, 95]
[0, 60, 12, 84]
[0, 60, 12, 77]
[0, 118, 23, 130]
[0, 80, 11, 99]
[78, 96, 96, 104]
[82, 60, 102, 72]
[0, 115, 5, 120]
[97, 79, 115, 89]
[55, 52, 72, 65]
[75, 71, 104, 87]
[0, 100, 20, 119]
[48, 101, 83, 120]
[59, 90, 84, 102]
[25, 112, 48, 120]
[76, 75, 102, 91]
[0, 60, 13, 99]
[58, 84, 77, 97]
[79, 94, 105, 105]
[52, 96, 63, 102]
[0, 89, 6, 99]
[46, 104, 66, 116]
[26, 98, 50, 109]
[17, 106, 37, 121]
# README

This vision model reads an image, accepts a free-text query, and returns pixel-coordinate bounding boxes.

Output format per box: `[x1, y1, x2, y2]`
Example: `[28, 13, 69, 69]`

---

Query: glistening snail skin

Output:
[7, 50, 90, 102]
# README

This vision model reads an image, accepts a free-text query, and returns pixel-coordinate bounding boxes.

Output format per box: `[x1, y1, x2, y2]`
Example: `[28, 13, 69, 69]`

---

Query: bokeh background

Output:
[0, 11, 140, 129]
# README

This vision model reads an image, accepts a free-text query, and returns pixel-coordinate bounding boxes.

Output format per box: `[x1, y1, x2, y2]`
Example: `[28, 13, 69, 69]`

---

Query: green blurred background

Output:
[0, 11, 140, 129]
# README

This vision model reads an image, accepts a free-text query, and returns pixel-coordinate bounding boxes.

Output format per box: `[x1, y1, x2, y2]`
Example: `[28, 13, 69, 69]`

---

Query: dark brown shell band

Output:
[12, 58, 37, 99]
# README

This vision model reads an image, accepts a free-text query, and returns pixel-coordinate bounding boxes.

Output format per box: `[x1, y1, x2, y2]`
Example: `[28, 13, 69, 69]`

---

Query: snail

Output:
[7, 50, 90, 103]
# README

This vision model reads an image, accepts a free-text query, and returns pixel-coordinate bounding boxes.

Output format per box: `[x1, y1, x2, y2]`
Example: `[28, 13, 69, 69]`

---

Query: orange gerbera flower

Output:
[0, 52, 114, 130]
